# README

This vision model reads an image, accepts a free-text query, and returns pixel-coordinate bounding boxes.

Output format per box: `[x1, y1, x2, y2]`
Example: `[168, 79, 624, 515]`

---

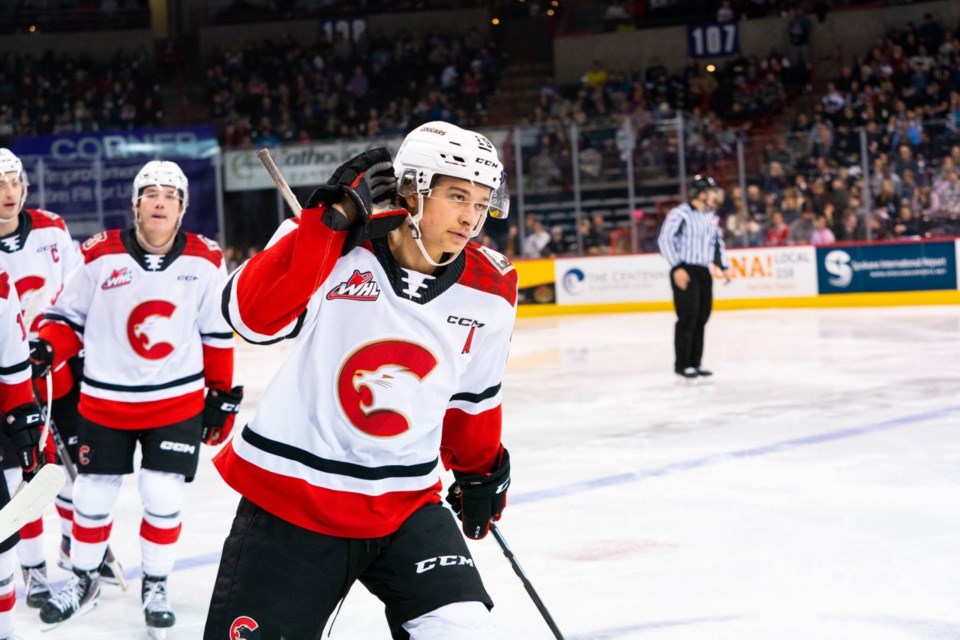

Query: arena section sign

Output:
[816, 242, 957, 294]
[715, 246, 817, 299]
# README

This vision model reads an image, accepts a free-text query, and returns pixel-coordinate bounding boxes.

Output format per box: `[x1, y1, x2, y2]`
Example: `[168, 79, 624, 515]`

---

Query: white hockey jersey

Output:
[40, 228, 234, 430]
[0, 268, 33, 415]
[0, 209, 81, 336]
[215, 211, 518, 538]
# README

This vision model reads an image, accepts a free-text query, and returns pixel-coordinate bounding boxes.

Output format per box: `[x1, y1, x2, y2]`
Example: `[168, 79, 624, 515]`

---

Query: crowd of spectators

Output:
[0, 48, 162, 142]
[202, 0, 488, 25]
[206, 27, 502, 147]
[731, 13, 960, 248]
[518, 43, 801, 197]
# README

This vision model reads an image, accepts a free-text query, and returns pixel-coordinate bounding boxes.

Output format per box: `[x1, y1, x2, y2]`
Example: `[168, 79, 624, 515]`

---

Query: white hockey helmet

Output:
[394, 121, 507, 217]
[132, 160, 189, 212]
[393, 121, 509, 266]
[0, 148, 29, 213]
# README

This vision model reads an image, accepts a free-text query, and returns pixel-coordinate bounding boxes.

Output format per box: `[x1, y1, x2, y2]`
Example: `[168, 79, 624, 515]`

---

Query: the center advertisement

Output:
[554, 246, 819, 305]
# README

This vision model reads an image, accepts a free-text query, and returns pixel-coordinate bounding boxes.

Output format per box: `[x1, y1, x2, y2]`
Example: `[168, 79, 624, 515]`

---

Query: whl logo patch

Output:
[102, 268, 133, 290]
[327, 270, 381, 301]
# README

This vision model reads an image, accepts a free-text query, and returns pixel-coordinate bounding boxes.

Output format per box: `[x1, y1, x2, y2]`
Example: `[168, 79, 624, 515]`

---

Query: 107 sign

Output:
[687, 23, 739, 58]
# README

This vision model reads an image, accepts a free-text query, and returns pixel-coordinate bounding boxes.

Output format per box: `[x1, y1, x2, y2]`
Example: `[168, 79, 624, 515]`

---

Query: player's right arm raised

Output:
[222, 149, 407, 343]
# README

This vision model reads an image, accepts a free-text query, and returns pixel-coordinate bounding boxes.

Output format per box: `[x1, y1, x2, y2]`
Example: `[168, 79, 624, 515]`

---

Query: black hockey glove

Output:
[201, 386, 244, 446]
[305, 147, 408, 255]
[3, 403, 43, 477]
[446, 447, 510, 540]
[29, 339, 54, 379]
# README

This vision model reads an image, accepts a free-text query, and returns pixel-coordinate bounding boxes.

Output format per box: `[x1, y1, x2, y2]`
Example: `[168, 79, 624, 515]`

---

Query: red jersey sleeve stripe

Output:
[202, 344, 233, 391]
[440, 405, 502, 475]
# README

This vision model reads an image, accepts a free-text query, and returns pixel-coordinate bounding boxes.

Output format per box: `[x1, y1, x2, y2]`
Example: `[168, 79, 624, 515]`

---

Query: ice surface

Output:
[15, 306, 960, 639]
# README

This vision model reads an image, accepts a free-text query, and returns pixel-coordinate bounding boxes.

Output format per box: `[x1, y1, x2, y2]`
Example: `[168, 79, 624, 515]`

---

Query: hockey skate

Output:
[39, 568, 100, 627]
[22, 562, 52, 608]
[142, 575, 175, 639]
[58, 535, 125, 587]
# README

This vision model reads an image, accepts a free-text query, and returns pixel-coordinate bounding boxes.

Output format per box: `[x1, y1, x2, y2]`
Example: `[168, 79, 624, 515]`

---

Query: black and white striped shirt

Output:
[657, 203, 728, 269]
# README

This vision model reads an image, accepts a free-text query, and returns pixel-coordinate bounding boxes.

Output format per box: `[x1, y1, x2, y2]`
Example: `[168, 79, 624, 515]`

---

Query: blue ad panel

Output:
[816, 242, 957, 294]
[11, 126, 219, 160]
[21, 157, 218, 241]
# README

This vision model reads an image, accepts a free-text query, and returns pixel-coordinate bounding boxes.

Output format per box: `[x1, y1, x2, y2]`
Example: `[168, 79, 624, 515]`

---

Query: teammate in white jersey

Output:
[206, 121, 517, 639]
[0, 148, 83, 608]
[0, 268, 43, 640]
[35, 160, 241, 637]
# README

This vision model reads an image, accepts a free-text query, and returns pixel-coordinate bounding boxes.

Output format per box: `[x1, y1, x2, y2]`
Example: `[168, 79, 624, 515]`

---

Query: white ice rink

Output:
[13, 305, 960, 639]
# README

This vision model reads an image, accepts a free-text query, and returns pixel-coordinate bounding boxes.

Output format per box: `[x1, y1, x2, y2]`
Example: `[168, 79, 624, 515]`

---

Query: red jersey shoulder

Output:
[26, 209, 67, 232]
[458, 242, 517, 307]
[80, 230, 125, 264]
[183, 233, 223, 268]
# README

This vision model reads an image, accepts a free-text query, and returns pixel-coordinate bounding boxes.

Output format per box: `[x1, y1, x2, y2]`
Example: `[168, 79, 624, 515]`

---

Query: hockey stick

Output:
[490, 522, 566, 640]
[30, 378, 129, 591]
[0, 464, 65, 543]
[257, 149, 303, 216]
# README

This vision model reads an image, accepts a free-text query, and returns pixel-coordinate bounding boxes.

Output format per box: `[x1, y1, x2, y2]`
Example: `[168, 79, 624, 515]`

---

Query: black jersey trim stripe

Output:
[241, 426, 439, 481]
[0, 359, 29, 376]
[83, 371, 203, 392]
[450, 383, 502, 404]
[200, 331, 234, 339]
[220, 271, 306, 345]
[43, 313, 84, 334]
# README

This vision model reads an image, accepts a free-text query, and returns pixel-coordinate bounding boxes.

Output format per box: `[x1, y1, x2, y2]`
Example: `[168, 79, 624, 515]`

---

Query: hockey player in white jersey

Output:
[35, 160, 242, 637]
[205, 121, 517, 639]
[0, 148, 83, 608]
[0, 268, 43, 640]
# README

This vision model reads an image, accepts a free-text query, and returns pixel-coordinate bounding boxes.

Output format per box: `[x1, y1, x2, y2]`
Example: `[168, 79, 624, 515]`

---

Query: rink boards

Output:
[515, 239, 960, 317]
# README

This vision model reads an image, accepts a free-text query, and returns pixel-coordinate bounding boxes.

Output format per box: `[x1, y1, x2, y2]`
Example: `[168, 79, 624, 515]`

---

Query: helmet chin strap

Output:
[405, 194, 487, 268]
[407, 193, 457, 268]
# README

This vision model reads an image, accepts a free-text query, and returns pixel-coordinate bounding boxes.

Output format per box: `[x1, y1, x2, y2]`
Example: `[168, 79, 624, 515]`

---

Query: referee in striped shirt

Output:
[657, 175, 731, 380]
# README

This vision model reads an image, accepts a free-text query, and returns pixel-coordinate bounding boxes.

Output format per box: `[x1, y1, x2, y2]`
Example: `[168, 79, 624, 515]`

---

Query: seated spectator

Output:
[579, 218, 605, 255]
[591, 212, 611, 249]
[893, 205, 923, 238]
[789, 208, 816, 245]
[522, 217, 550, 258]
[836, 209, 866, 242]
[810, 215, 836, 245]
[764, 211, 790, 246]
[716, 0, 735, 23]
[545, 225, 572, 257]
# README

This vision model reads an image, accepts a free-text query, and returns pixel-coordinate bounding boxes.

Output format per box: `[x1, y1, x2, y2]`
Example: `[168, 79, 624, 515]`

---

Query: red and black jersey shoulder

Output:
[80, 229, 126, 264]
[26, 208, 67, 231]
[459, 242, 517, 307]
[182, 233, 223, 268]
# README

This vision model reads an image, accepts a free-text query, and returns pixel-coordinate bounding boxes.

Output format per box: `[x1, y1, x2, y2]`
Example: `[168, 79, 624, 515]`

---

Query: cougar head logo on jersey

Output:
[127, 300, 177, 359]
[338, 341, 438, 437]
[14, 274, 45, 333]
[353, 364, 426, 422]
[229, 615, 259, 639]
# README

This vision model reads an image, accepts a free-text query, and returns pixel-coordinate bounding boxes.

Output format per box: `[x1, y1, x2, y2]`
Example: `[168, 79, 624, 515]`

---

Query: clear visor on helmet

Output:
[0, 174, 24, 191]
[397, 169, 509, 220]
[489, 171, 509, 220]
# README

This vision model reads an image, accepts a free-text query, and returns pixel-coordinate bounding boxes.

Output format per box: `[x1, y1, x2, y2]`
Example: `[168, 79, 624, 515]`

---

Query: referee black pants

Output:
[670, 264, 713, 373]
